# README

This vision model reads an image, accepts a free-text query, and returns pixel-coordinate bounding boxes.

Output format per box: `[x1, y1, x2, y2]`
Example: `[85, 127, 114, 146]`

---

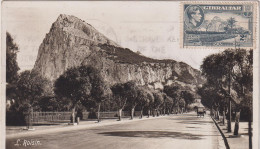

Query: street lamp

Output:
[227, 95, 232, 132]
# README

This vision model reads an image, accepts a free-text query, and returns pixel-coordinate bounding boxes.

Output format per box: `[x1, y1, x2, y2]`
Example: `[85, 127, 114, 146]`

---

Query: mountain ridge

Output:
[33, 14, 204, 91]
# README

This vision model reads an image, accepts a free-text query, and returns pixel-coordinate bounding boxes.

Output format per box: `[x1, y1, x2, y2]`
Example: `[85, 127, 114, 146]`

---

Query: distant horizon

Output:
[3, 1, 223, 72]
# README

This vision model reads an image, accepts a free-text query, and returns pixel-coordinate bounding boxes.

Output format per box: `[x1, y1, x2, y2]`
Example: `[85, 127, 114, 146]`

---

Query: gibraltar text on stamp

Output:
[182, 2, 257, 48]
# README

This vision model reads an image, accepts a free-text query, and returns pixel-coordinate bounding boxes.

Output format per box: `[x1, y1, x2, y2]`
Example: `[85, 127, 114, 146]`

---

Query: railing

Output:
[30, 112, 90, 124]
[98, 111, 118, 118]
[26, 111, 142, 124]
[97, 111, 142, 118]
[122, 111, 141, 117]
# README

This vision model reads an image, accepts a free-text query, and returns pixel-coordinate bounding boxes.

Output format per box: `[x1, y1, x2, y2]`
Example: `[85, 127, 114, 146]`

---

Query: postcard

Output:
[1, 1, 259, 149]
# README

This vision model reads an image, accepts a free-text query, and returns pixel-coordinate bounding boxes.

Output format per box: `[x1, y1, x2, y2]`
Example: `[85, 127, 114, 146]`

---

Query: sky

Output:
[2, 1, 222, 71]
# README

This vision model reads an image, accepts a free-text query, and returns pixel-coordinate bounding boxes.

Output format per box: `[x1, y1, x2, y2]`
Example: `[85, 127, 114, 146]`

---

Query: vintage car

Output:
[197, 107, 205, 117]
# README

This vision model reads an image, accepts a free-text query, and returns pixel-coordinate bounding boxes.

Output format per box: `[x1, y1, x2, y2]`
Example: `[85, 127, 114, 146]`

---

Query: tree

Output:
[38, 96, 60, 111]
[200, 49, 253, 136]
[152, 91, 164, 117]
[6, 32, 20, 84]
[15, 71, 51, 112]
[198, 83, 226, 120]
[226, 17, 237, 33]
[54, 65, 104, 124]
[181, 91, 195, 111]
[146, 89, 154, 118]
[124, 81, 139, 120]
[178, 98, 186, 113]
[93, 84, 111, 122]
[164, 96, 174, 115]
[201, 50, 235, 132]
[163, 85, 180, 113]
[111, 82, 128, 121]
[137, 87, 152, 118]
[6, 32, 20, 111]
[231, 49, 253, 136]
[161, 93, 174, 115]
[88, 74, 111, 122]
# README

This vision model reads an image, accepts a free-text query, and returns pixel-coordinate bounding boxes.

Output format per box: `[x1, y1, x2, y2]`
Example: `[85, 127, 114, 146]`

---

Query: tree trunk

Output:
[71, 107, 76, 124]
[140, 107, 143, 119]
[227, 77, 232, 132]
[147, 109, 150, 118]
[130, 107, 135, 120]
[118, 109, 122, 121]
[27, 106, 33, 129]
[216, 109, 219, 120]
[97, 103, 101, 122]
[227, 103, 232, 132]
[210, 106, 213, 116]
[153, 109, 155, 117]
[234, 110, 241, 135]
[222, 109, 225, 125]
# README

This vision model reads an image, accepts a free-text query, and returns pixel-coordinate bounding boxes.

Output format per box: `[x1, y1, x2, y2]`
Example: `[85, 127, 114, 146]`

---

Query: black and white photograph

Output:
[1, 1, 259, 149]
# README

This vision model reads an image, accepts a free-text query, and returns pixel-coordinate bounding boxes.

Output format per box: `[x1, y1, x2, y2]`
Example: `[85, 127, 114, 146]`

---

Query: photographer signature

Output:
[14, 139, 42, 147]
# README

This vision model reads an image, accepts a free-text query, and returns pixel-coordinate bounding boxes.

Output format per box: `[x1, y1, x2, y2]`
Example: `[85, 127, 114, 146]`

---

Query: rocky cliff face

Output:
[33, 14, 204, 92]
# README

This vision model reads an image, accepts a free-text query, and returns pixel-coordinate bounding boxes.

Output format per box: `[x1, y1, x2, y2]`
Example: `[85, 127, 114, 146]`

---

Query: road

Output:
[6, 112, 224, 149]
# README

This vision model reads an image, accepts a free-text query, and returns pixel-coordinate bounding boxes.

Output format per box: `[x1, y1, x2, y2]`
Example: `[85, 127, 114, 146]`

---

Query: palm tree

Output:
[227, 17, 237, 33]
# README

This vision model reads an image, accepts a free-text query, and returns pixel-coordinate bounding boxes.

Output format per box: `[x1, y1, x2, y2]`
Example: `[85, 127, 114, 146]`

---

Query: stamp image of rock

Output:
[183, 3, 256, 48]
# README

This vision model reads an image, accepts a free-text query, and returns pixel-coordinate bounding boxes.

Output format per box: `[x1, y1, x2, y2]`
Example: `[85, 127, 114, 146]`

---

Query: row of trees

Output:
[54, 65, 195, 122]
[198, 49, 252, 147]
[8, 64, 195, 124]
[6, 32, 195, 125]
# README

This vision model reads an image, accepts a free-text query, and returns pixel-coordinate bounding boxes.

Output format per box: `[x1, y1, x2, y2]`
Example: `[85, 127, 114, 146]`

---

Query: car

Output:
[197, 107, 205, 117]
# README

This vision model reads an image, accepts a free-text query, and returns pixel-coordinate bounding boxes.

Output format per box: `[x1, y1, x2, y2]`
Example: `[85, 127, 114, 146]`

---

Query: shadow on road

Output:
[186, 126, 200, 128]
[167, 116, 199, 121]
[177, 121, 213, 125]
[99, 131, 204, 140]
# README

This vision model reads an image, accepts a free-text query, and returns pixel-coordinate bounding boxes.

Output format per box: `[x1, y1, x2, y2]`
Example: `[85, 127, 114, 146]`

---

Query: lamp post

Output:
[227, 65, 232, 132]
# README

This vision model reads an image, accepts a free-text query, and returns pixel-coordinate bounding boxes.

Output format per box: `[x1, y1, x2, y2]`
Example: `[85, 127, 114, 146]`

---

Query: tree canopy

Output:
[181, 91, 194, 105]
[152, 91, 164, 109]
[6, 32, 20, 84]
[199, 49, 253, 113]
[15, 71, 51, 111]
[54, 65, 106, 109]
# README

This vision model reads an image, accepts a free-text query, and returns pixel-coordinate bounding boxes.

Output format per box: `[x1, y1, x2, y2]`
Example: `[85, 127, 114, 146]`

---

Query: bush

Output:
[6, 111, 26, 126]
[88, 111, 97, 119]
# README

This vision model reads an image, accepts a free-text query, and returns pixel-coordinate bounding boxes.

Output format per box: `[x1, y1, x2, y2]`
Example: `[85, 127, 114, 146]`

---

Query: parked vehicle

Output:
[197, 107, 205, 117]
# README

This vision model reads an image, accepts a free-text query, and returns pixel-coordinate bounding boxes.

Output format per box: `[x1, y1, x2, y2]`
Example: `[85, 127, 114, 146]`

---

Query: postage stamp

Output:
[182, 2, 257, 48]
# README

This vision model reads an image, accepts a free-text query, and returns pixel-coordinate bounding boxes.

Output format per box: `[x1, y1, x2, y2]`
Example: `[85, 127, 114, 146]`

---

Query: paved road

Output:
[6, 112, 224, 149]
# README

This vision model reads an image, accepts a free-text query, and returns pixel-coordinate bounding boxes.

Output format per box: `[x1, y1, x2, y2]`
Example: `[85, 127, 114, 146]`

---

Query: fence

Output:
[122, 111, 141, 117]
[99, 111, 118, 118]
[26, 111, 142, 124]
[30, 112, 90, 124]
[99, 111, 141, 118]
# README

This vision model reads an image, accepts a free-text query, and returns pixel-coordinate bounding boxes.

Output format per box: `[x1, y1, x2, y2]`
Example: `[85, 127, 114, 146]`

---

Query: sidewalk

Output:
[6, 115, 169, 139]
[213, 117, 251, 149]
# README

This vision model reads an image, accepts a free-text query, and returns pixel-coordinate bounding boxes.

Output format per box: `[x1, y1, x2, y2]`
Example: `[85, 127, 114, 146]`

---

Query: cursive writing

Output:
[14, 139, 42, 147]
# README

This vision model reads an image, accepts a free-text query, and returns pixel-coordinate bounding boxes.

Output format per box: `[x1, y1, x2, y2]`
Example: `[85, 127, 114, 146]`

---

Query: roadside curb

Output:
[211, 116, 230, 149]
